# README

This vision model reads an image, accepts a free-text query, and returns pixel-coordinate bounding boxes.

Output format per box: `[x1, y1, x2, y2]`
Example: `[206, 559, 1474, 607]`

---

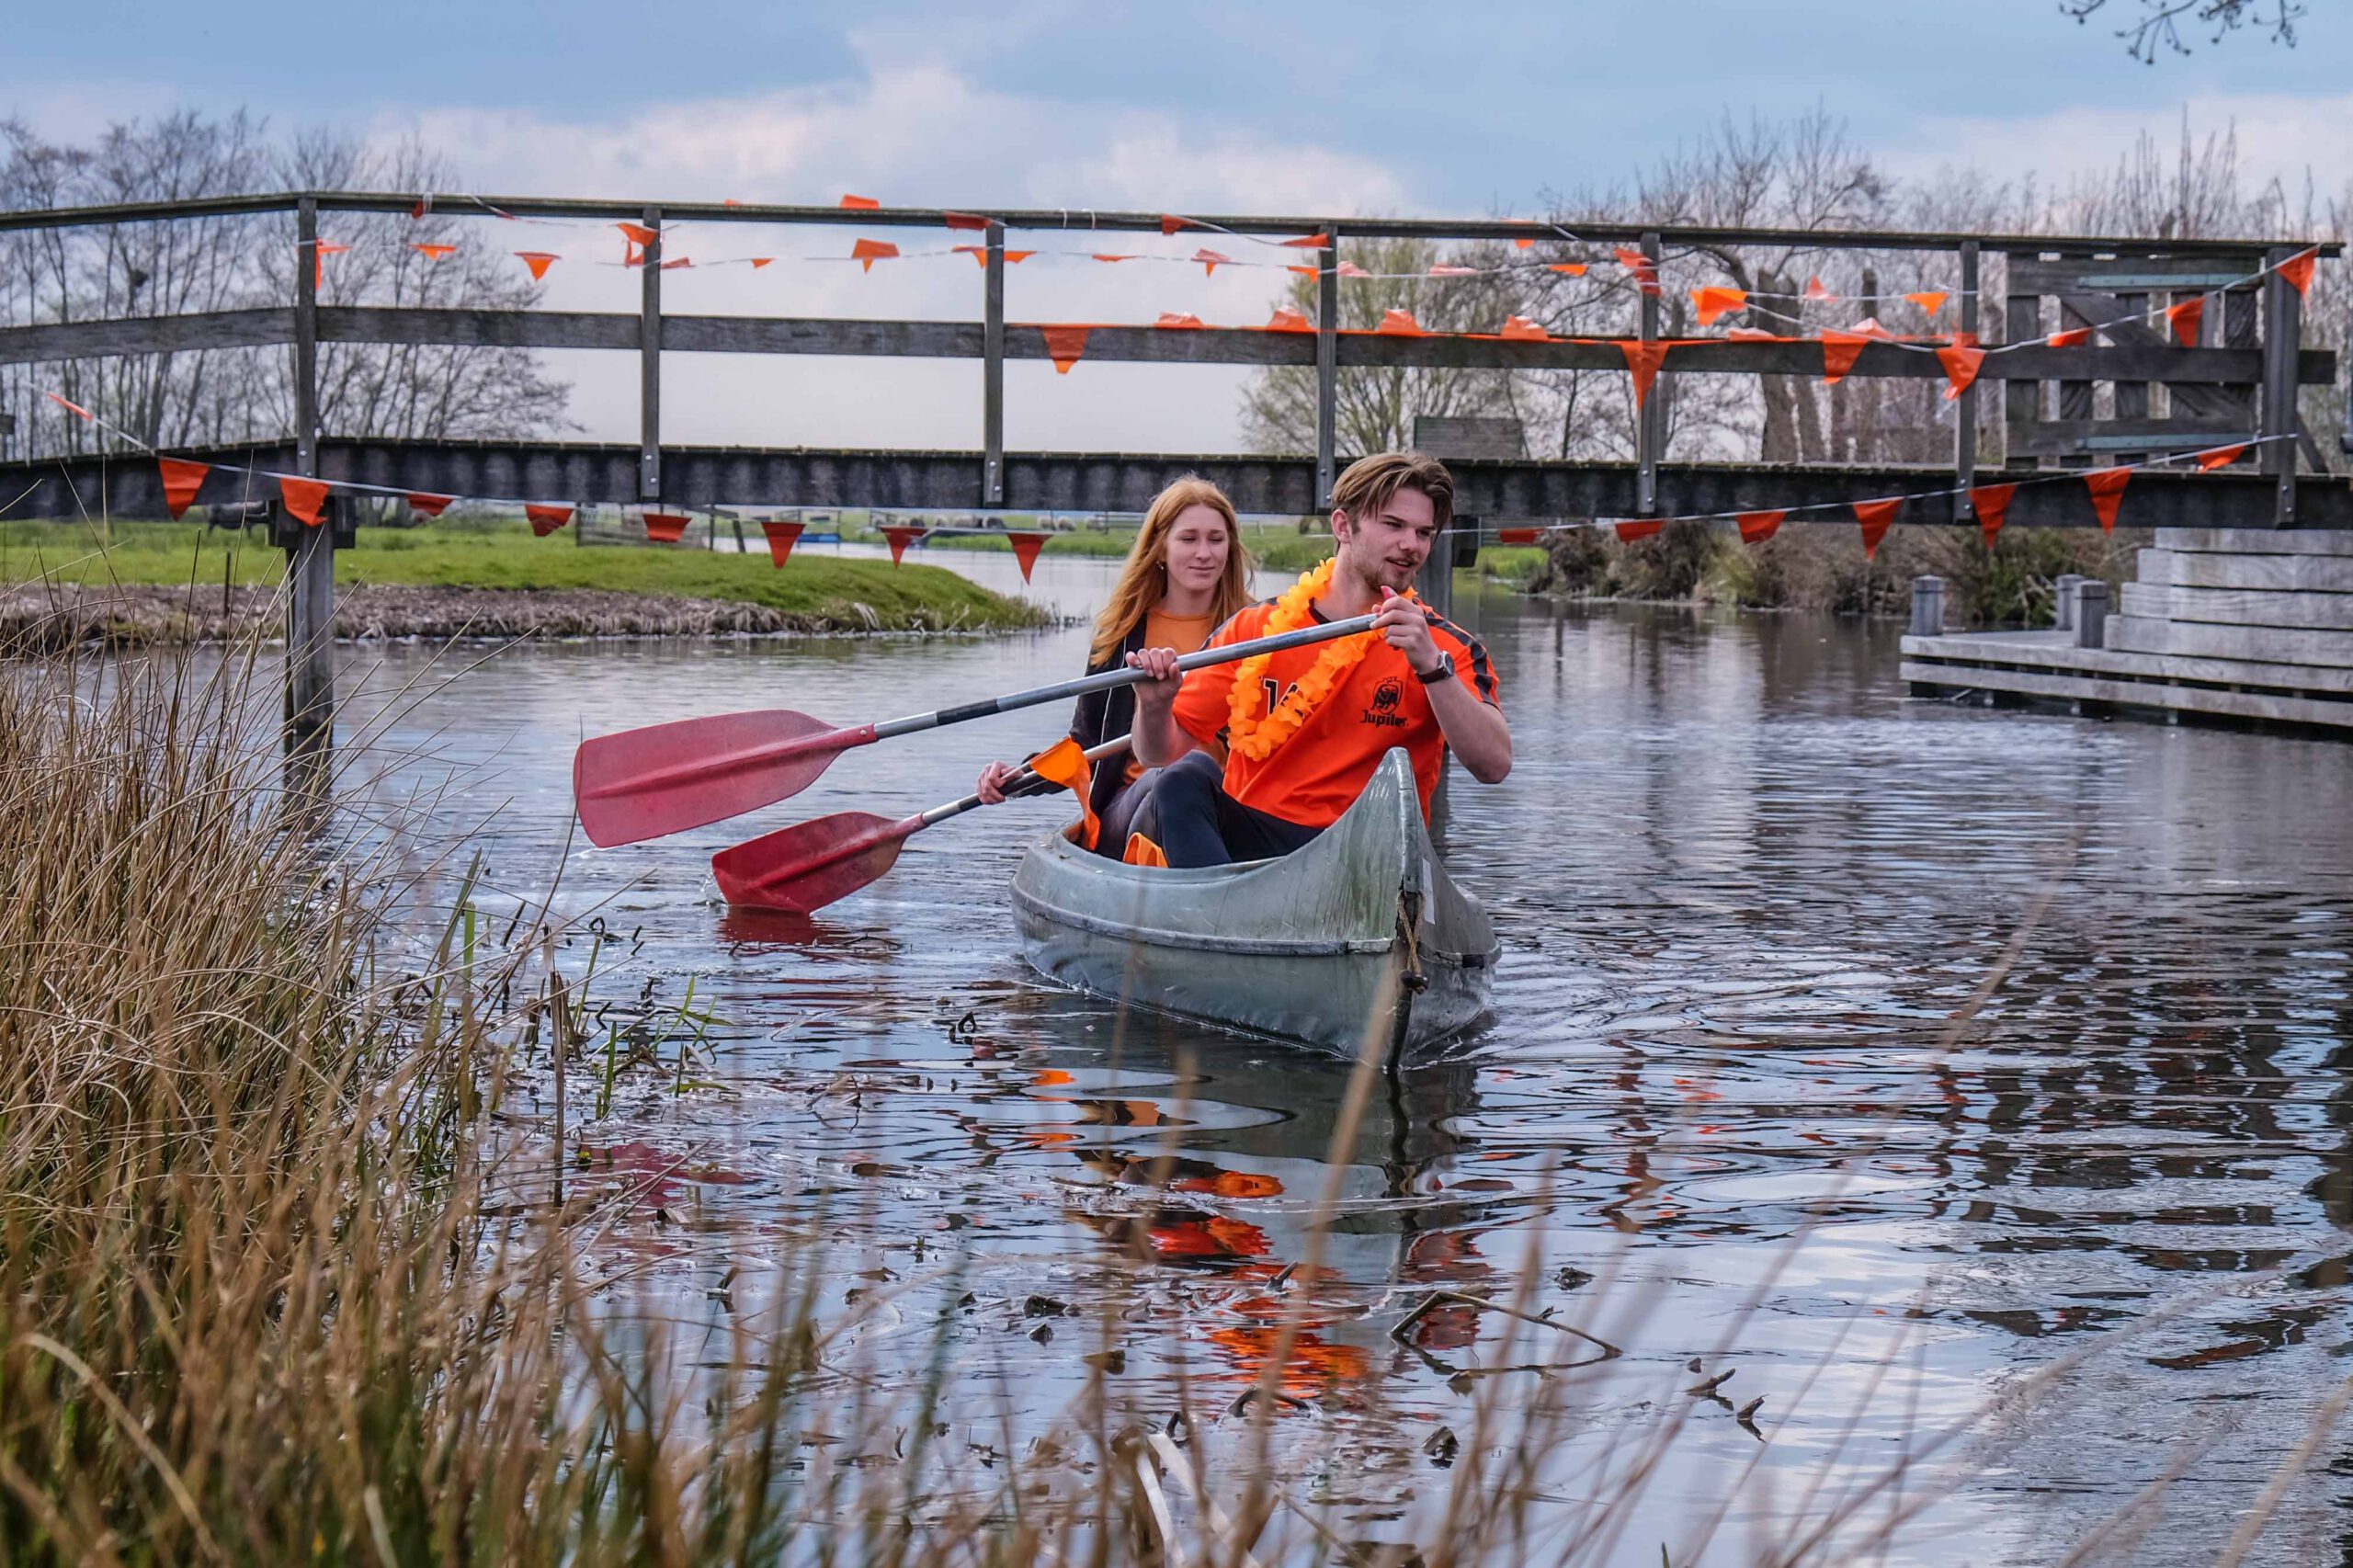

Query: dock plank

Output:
[2152, 528, 2353, 557]
[2137, 549, 2353, 594]
[1900, 631, 2353, 692]
[1900, 660, 2353, 731]
[2100, 615, 2353, 669]
[2119, 582, 2353, 631]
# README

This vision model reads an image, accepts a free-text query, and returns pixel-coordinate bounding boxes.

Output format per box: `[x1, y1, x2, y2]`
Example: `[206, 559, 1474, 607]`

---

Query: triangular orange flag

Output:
[1936, 341, 1984, 399]
[839, 194, 880, 209]
[851, 238, 898, 271]
[943, 211, 991, 231]
[1513, 236, 1536, 250]
[2165, 296, 2204, 345]
[157, 457, 208, 519]
[1154, 312, 1204, 330]
[406, 492, 453, 517]
[1336, 261, 1370, 278]
[1969, 483, 2015, 548]
[45, 391, 93, 421]
[1495, 527, 1540, 545]
[312, 241, 347, 289]
[2279, 247, 2316, 296]
[1428, 264, 1480, 277]
[1737, 510, 1785, 545]
[880, 524, 924, 565]
[411, 243, 456, 260]
[1848, 316, 1894, 342]
[1193, 248, 1232, 276]
[1280, 233, 1330, 249]
[1614, 247, 1659, 296]
[1548, 262, 1587, 276]
[1286, 264, 1317, 276]
[760, 519, 803, 567]
[617, 222, 658, 247]
[1803, 276, 1835, 301]
[1498, 315, 1550, 342]
[1853, 497, 1900, 560]
[2047, 325, 2092, 347]
[1092, 253, 1137, 263]
[953, 245, 984, 267]
[623, 241, 643, 268]
[526, 504, 573, 537]
[1006, 250, 1034, 264]
[1376, 309, 1427, 336]
[1041, 324, 1090, 372]
[1159, 214, 1193, 235]
[1904, 290, 1947, 319]
[279, 475, 331, 528]
[2196, 443, 2248, 472]
[1819, 330, 1868, 385]
[1027, 737, 1100, 851]
[750, 257, 773, 268]
[658, 256, 693, 270]
[2083, 467, 2131, 532]
[1264, 307, 1313, 334]
[643, 511, 689, 543]
[1691, 286, 1747, 325]
[1618, 340, 1670, 404]
[1006, 530, 1046, 582]
[514, 251, 558, 280]
[1615, 518, 1664, 543]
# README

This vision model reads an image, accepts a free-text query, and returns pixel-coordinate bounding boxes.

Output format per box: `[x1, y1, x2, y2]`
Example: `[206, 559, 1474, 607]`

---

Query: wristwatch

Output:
[1415, 650, 1456, 686]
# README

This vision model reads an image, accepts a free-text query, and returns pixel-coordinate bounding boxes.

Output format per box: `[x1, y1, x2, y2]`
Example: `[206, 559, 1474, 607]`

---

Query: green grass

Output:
[0, 517, 1045, 631]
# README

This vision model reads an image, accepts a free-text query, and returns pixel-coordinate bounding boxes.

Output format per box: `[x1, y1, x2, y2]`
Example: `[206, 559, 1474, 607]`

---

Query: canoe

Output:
[1009, 748, 1497, 1060]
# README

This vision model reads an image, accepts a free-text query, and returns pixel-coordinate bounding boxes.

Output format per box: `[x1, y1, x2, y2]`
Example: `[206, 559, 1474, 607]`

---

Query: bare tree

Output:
[2060, 0, 2305, 62]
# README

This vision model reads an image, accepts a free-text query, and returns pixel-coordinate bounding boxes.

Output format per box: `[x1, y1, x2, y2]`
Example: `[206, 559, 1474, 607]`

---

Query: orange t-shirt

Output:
[1126, 607, 1216, 782]
[1171, 603, 1499, 827]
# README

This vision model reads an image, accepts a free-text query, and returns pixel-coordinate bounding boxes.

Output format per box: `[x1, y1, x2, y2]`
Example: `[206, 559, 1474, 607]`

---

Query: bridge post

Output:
[640, 207, 663, 500]
[1636, 230, 1661, 516]
[1316, 222, 1340, 506]
[2260, 244, 2301, 527]
[284, 195, 333, 764]
[983, 222, 1006, 507]
[1953, 240, 1979, 523]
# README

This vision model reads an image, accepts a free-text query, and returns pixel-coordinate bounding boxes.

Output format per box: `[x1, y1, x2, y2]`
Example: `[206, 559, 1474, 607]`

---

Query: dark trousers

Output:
[1150, 750, 1323, 868]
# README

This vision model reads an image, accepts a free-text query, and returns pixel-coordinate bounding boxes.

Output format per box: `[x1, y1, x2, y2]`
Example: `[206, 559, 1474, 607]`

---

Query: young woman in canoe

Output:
[975, 476, 1253, 856]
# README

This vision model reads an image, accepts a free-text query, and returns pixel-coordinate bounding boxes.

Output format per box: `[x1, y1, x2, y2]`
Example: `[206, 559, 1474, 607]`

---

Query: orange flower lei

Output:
[1224, 558, 1399, 761]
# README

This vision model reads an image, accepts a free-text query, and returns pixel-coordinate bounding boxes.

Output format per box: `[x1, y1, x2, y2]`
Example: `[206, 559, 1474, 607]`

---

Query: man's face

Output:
[1334, 486, 1438, 595]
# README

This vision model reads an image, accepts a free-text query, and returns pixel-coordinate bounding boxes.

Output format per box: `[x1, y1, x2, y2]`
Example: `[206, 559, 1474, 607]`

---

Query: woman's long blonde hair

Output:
[1086, 477, 1255, 667]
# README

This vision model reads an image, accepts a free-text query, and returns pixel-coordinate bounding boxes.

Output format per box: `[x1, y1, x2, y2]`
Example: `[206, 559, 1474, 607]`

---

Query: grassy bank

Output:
[0, 517, 1045, 639]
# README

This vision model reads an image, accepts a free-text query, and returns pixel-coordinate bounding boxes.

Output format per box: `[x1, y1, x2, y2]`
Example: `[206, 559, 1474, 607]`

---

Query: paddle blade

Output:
[710, 811, 919, 913]
[573, 710, 872, 847]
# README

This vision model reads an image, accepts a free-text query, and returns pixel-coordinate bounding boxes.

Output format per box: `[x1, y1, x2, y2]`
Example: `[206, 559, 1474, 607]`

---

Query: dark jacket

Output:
[1015, 620, 1146, 819]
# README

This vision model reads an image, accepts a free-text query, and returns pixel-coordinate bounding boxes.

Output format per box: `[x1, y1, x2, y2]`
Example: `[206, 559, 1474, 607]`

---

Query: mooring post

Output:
[284, 195, 334, 762]
[1953, 240, 1979, 523]
[1315, 223, 1341, 507]
[2258, 244, 2301, 528]
[639, 207, 662, 500]
[2054, 573, 2086, 632]
[1908, 574, 1945, 636]
[983, 222, 1006, 507]
[2075, 581, 2109, 649]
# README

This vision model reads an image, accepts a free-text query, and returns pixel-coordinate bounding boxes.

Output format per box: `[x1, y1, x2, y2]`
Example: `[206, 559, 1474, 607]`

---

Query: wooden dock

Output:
[1902, 530, 2353, 734]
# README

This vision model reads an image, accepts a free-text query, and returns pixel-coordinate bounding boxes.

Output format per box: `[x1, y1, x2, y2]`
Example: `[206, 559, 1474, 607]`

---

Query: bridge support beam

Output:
[285, 196, 333, 770]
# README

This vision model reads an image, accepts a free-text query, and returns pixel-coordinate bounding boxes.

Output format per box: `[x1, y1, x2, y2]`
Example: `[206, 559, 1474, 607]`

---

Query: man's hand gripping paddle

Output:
[572, 612, 1376, 847]
[710, 735, 1122, 913]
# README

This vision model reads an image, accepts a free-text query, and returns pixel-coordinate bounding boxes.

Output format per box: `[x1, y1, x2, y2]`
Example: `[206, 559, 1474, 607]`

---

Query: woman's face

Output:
[1162, 505, 1232, 597]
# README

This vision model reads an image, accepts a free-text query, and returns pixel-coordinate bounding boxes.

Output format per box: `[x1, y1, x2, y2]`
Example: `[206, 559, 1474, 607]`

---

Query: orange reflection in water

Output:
[1203, 1326, 1372, 1392]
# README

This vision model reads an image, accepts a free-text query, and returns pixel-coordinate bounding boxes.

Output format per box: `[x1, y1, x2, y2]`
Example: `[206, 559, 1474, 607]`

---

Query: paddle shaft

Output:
[870, 612, 1379, 742]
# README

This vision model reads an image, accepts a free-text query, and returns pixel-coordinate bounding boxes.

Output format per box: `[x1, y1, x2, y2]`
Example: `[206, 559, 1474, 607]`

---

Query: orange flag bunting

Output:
[1006, 530, 1046, 582]
[1159, 215, 1194, 235]
[1691, 286, 1747, 325]
[1428, 264, 1480, 277]
[1936, 340, 1984, 399]
[760, 520, 803, 567]
[526, 504, 574, 538]
[1615, 518, 1664, 543]
[1737, 510, 1785, 545]
[1548, 262, 1587, 276]
[880, 524, 924, 565]
[45, 391, 93, 420]
[1192, 248, 1232, 276]
[751, 256, 773, 268]
[1969, 483, 2016, 548]
[1280, 233, 1330, 248]
[1264, 307, 1313, 334]
[839, 194, 879, 209]
[1514, 236, 1536, 250]
[406, 492, 453, 517]
[1848, 316, 1894, 342]
[1614, 247, 1660, 296]
[1092, 253, 1137, 263]
[1853, 497, 1900, 560]
[515, 251, 558, 280]
[1041, 324, 1090, 372]
[279, 475, 331, 528]
[1499, 315, 1550, 342]
[158, 457, 209, 519]
[1727, 326, 1781, 341]
[1617, 340, 1670, 404]
[943, 211, 991, 231]
[642, 511, 689, 543]
[2047, 325, 2092, 347]
[1336, 261, 1370, 278]
[411, 243, 456, 260]
[1904, 290, 1948, 319]
[1286, 264, 1317, 276]
[2279, 246, 2317, 296]
[1026, 737, 1099, 851]
[1803, 276, 1835, 301]
[617, 222, 659, 247]
[2166, 296, 2204, 345]
[312, 241, 347, 288]
[1154, 312, 1204, 330]
[1496, 527, 1540, 545]
[953, 245, 1033, 266]
[1376, 309, 1427, 336]
[659, 256, 693, 270]
[2084, 467, 2131, 532]
[851, 238, 898, 272]
[2196, 443, 2248, 472]
[1819, 329, 1868, 386]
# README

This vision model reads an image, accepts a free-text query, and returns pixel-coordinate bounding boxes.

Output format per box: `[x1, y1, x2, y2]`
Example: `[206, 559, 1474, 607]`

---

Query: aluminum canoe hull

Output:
[1010, 750, 1496, 1059]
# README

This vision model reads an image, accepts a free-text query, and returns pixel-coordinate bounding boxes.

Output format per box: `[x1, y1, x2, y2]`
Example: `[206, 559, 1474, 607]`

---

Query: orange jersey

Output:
[1172, 604, 1500, 827]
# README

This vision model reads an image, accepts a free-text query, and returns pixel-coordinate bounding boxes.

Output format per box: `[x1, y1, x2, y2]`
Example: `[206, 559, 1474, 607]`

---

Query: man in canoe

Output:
[1124, 450, 1510, 867]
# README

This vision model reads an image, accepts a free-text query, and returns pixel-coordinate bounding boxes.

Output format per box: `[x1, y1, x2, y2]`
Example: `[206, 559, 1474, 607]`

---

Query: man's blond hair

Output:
[1331, 450, 1455, 532]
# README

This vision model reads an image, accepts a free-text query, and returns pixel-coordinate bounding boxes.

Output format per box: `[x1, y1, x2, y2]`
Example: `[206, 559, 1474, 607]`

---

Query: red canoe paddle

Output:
[710, 736, 1128, 913]
[573, 611, 1377, 847]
